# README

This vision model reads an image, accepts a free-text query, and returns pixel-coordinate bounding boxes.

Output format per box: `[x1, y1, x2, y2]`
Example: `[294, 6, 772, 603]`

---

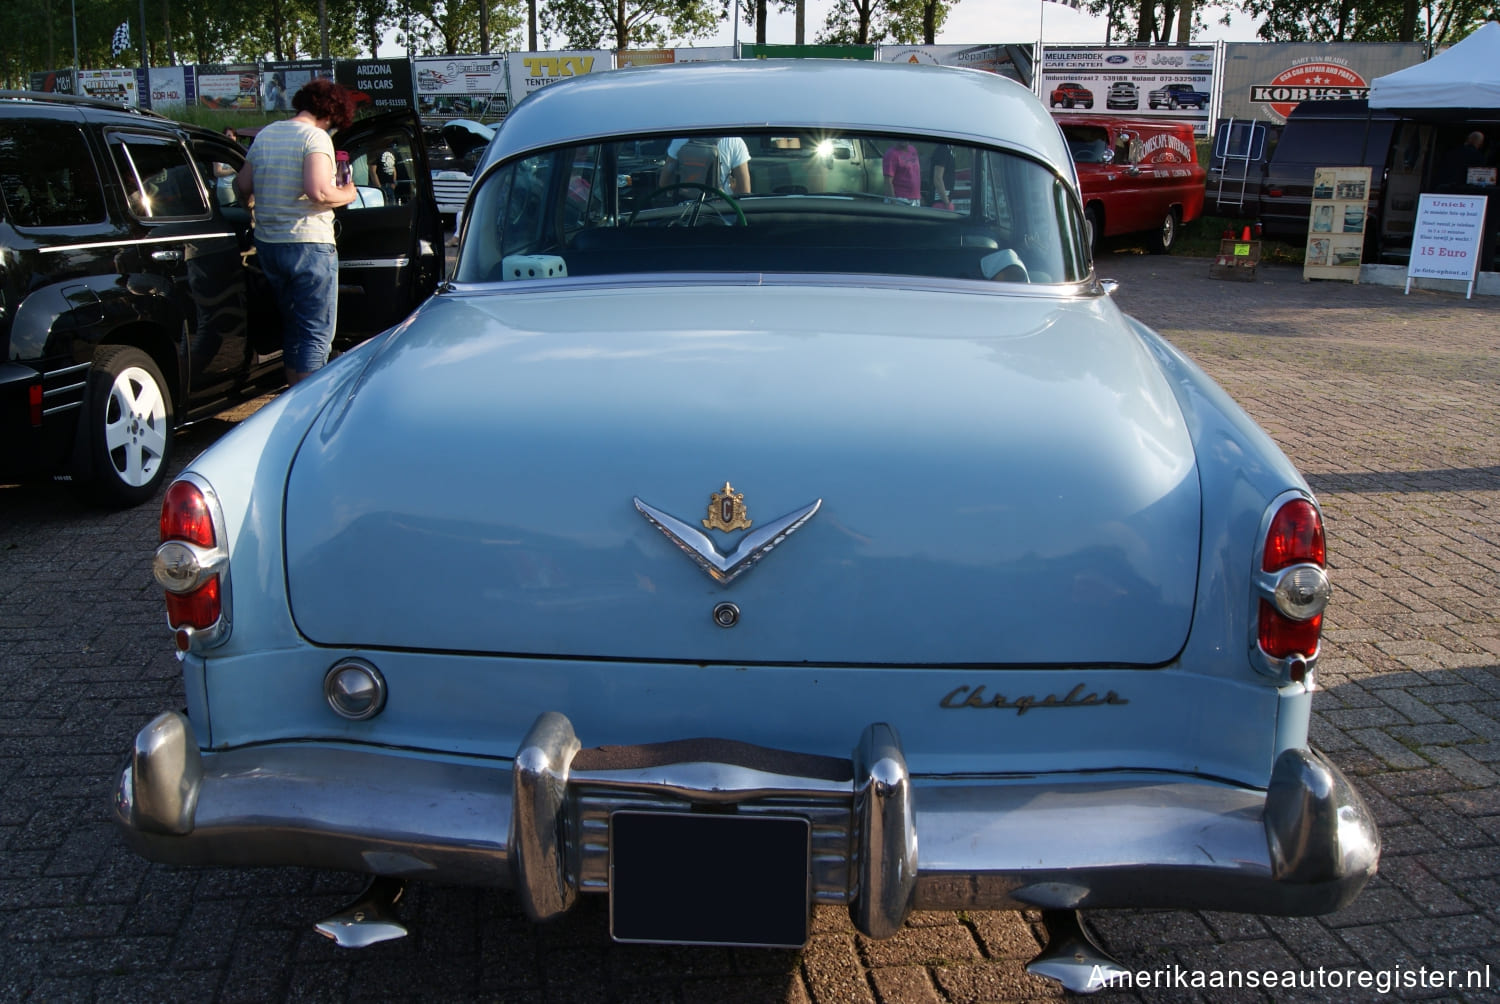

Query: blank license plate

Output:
[609, 811, 811, 948]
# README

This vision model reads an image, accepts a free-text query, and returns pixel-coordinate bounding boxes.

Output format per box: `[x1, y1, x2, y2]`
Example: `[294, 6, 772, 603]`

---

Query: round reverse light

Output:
[153, 540, 204, 592]
[324, 660, 387, 721]
[1274, 565, 1331, 621]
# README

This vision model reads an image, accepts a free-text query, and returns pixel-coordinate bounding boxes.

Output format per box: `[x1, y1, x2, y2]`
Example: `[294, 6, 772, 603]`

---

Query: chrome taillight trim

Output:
[1248, 489, 1326, 683]
[160, 472, 233, 652]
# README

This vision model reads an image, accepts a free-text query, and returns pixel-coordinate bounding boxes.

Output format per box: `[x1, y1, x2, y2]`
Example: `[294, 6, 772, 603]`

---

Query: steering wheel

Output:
[625, 182, 747, 227]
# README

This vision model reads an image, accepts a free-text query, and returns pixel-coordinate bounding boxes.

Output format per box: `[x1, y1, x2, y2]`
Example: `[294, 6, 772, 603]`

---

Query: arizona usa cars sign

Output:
[1217, 42, 1425, 123]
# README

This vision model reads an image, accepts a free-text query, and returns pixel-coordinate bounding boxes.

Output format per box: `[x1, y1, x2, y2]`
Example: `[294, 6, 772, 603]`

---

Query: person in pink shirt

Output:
[882, 140, 921, 205]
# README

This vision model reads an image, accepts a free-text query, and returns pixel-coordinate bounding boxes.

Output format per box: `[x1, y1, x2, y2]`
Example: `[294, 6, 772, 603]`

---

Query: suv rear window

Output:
[1275, 121, 1383, 167]
[0, 120, 107, 227]
[109, 132, 209, 220]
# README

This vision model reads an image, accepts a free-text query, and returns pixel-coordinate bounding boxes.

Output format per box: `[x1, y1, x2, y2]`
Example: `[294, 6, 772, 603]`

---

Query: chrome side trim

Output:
[511, 711, 581, 921]
[45, 361, 92, 378]
[339, 257, 412, 269]
[37, 232, 236, 253]
[42, 380, 87, 399]
[634, 496, 821, 584]
[41, 401, 83, 416]
[852, 723, 916, 938]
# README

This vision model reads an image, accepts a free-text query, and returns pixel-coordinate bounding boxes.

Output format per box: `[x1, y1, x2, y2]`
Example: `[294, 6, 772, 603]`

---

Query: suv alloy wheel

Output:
[84, 345, 174, 507]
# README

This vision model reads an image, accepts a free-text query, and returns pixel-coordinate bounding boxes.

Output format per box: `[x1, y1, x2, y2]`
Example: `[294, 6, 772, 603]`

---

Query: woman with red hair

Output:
[234, 78, 358, 385]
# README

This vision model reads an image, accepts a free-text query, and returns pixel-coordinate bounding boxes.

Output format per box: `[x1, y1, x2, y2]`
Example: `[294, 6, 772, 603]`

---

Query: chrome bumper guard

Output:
[114, 711, 1379, 936]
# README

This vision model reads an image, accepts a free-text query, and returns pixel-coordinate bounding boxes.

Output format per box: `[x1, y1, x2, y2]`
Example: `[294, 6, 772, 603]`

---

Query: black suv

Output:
[0, 91, 444, 506]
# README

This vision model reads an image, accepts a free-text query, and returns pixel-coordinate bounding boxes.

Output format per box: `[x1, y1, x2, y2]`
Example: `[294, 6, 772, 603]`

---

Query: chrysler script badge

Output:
[703, 481, 752, 532]
[634, 489, 821, 585]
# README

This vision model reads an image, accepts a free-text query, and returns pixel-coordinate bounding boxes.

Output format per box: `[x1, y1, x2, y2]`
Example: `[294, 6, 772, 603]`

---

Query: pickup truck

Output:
[1058, 115, 1206, 254]
[1148, 83, 1209, 110]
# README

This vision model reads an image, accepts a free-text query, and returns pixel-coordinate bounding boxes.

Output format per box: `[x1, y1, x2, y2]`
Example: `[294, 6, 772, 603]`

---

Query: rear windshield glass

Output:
[455, 130, 1088, 286]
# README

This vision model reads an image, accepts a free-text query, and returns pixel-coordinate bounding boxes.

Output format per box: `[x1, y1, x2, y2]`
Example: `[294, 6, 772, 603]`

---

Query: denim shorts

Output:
[255, 240, 338, 373]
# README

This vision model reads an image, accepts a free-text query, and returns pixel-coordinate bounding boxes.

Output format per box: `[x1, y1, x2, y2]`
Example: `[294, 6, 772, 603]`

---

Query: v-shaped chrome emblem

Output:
[634, 496, 821, 584]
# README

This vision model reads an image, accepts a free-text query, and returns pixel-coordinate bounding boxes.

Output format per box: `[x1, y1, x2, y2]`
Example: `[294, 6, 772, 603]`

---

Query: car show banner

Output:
[1217, 42, 1425, 124]
[262, 60, 333, 113]
[741, 44, 876, 60]
[1303, 166, 1372, 283]
[336, 59, 415, 114]
[506, 50, 611, 101]
[414, 55, 508, 122]
[1041, 45, 1216, 133]
[195, 65, 260, 110]
[617, 49, 676, 67]
[878, 44, 1034, 86]
[146, 66, 191, 113]
[28, 68, 75, 94]
[76, 68, 140, 107]
[1406, 194, 1488, 298]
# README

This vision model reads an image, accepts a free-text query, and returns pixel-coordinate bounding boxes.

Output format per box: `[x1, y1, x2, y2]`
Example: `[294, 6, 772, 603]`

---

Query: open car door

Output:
[333, 111, 445, 345]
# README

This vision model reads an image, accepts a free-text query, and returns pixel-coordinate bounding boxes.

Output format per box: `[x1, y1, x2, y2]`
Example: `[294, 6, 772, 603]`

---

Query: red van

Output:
[1056, 116, 1206, 253]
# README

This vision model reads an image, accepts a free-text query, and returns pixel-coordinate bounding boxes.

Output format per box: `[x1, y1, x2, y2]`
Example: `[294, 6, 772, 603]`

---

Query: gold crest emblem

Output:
[702, 482, 753, 532]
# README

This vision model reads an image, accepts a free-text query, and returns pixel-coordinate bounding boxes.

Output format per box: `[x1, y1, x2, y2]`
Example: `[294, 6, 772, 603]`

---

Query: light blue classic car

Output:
[115, 60, 1377, 991]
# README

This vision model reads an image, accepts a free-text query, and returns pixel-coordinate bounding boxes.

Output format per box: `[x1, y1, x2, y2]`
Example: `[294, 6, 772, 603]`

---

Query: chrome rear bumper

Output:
[114, 710, 1379, 936]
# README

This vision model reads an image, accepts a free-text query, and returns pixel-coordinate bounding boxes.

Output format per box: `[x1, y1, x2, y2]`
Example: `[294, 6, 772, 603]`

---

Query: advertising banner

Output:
[507, 50, 611, 101]
[1406, 194, 1487, 297]
[262, 60, 334, 113]
[414, 56, 508, 122]
[1303, 166, 1372, 283]
[146, 67, 190, 113]
[337, 59, 415, 114]
[742, 44, 875, 60]
[29, 69, 75, 94]
[196, 65, 260, 110]
[1041, 45, 1216, 134]
[1218, 42, 1425, 124]
[617, 50, 676, 67]
[673, 47, 736, 62]
[878, 44, 1034, 86]
[76, 68, 140, 107]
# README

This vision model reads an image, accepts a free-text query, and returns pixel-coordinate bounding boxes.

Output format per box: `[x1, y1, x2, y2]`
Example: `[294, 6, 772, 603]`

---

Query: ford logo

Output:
[1106, 55, 1128, 64]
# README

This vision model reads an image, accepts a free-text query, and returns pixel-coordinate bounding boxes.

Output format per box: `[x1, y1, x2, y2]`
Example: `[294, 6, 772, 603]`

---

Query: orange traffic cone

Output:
[1241, 226, 1252, 241]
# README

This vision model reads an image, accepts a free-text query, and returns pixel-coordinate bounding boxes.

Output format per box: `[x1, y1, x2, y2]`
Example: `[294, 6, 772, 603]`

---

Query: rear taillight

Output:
[153, 477, 230, 650]
[28, 383, 43, 426]
[1254, 495, 1330, 681]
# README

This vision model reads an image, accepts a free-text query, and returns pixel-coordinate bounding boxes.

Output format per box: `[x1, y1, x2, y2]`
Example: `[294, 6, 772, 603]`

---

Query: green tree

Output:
[816, 0, 955, 45]
[1239, 0, 1493, 44]
[404, 0, 526, 55]
[543, 0, 722, 50]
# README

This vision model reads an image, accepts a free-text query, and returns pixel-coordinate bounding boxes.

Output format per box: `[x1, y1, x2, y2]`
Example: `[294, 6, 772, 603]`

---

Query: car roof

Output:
[487, 60, 1070, 172]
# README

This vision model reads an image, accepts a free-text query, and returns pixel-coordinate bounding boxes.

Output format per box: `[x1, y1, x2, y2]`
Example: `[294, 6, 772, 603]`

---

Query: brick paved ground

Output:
[1, 254, 1498, 1002]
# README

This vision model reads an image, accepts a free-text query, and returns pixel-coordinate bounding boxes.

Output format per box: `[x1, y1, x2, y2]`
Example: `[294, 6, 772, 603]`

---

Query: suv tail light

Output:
[1253, 494, 1330, 682]
[153, 476, 231, 651]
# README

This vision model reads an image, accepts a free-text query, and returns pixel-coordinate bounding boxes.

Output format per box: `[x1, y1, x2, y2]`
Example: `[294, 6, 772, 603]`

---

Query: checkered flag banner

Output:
[1045, 0, 1083, 7]
[110, 21, 131, 59]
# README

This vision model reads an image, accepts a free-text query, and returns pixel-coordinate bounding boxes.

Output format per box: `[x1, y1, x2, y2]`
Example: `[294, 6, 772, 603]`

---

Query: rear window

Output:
[1275, 120, 1389, 167]
[0, 120, 107, 227]
[457, 128, 1088, 286]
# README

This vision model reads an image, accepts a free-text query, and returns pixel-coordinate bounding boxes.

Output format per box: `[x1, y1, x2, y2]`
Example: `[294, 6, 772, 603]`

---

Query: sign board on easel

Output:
[1302, 166, 1371, 282]
[1406, 194, 1487, 299]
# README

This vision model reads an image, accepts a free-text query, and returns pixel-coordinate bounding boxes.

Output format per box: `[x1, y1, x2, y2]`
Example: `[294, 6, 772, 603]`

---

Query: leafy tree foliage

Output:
[1238, 0, 1494, 44]
[542, 0, 723, 50]
[816, 0, 954, 44]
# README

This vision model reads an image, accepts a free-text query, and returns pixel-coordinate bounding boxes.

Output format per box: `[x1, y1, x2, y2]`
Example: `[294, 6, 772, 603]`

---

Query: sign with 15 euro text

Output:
[1406, 194, 1488, 298]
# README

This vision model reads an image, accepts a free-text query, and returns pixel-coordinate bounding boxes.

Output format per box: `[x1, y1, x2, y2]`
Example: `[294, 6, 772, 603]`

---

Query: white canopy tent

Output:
[1369, 21, 1500, 113]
